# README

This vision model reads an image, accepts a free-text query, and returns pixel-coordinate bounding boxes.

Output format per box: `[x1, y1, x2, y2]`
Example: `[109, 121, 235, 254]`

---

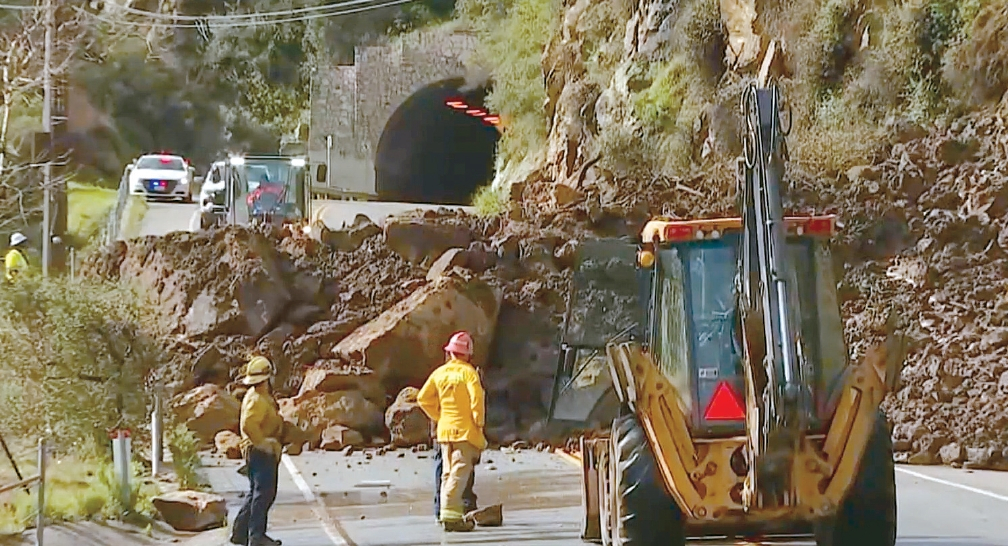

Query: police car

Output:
[128, 153, 194, 202]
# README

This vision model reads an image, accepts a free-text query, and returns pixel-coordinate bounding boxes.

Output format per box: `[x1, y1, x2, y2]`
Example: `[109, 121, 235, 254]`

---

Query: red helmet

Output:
[444, 331, 473, 356]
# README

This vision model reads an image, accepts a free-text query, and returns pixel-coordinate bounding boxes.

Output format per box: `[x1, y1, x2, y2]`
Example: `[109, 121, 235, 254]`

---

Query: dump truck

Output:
[549, 83, 907, 545]
[199, 153, 325, 230]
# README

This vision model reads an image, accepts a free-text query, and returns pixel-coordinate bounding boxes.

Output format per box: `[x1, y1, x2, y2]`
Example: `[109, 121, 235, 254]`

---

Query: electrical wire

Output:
[74, 0, 418, 28]
[114, 0, 385, 21]
[0, 3, 36, 10]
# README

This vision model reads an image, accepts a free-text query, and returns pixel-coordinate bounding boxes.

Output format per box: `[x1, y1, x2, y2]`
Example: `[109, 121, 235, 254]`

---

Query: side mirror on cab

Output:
[316, 164, 327, 184]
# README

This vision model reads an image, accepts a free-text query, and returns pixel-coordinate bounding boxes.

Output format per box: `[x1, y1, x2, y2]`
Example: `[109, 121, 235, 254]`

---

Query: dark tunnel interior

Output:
[375, 78, 499, 205]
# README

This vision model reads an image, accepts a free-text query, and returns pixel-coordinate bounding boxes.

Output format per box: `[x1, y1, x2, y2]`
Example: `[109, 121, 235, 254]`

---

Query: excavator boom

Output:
[737, 84, 813, 504]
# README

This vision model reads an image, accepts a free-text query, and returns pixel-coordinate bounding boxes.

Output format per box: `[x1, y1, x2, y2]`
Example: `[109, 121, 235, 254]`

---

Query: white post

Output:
[326, 135, 333, 186]
[36, 438, 45, 546]
[41, 0, 53, 277]
[151, 395, 162, 477]
[112, 430, 131, 507]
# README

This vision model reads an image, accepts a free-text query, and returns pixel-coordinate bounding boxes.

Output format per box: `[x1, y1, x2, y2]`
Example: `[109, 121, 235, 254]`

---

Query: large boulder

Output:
[385, 387, 431, 447]
[384, 217, 472, 264]
[330, 271, 502, 392]
[152, 490, 227, 531]
[171, 384, 241, 443]
[298, 363, 383, 402]
[278, 390, 384, 434]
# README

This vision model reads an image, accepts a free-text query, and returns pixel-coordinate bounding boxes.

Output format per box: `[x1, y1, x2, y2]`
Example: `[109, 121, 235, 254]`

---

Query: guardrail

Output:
[102, 173, 130, 245]
[0, 439, 47, 544]
[309, 184, 376, 201]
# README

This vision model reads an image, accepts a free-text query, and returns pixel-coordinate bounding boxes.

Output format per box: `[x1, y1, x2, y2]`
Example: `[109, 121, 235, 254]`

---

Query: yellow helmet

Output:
[243, 356, 274, 386]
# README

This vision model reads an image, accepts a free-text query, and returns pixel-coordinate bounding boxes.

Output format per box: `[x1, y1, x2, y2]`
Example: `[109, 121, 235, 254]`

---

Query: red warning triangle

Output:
[704, 381, 746, 421]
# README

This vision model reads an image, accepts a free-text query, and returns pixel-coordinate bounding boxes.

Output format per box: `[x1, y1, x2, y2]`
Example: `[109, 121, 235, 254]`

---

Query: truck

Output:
[199, 153, 325, 230]
[549, 83, 907, 545]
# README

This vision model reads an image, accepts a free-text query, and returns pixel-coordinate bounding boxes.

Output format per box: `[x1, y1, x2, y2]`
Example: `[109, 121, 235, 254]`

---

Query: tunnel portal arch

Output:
[374, 78, 499, 205]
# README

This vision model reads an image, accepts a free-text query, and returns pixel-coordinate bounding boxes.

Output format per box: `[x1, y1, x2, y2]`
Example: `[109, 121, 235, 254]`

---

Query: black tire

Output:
[815, 411, 897, 546]
[609, 412, 686, 546]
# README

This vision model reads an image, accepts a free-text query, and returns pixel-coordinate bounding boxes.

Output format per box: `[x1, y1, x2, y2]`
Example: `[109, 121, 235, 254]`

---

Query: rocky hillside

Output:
[81, 0, 1008, 469]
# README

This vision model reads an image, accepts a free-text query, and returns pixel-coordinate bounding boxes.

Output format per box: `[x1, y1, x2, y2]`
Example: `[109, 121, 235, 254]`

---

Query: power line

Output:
[115, 0, 384, 21]
[0, 3, 37, 10]
[74, 0, 418, 28]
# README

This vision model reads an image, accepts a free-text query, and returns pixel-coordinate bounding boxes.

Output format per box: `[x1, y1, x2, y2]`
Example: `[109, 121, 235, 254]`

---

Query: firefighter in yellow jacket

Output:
[418, 331, 487, 532]
[5, 232, 28, 283]
[230, 356, 285, 546]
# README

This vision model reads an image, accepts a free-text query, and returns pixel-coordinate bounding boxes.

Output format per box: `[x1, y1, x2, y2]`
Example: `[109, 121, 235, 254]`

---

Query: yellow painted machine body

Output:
[573, 216, 906, 542]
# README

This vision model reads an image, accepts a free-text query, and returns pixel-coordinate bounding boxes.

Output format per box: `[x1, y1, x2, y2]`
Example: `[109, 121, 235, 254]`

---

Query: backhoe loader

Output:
[550, 83, 907, 545]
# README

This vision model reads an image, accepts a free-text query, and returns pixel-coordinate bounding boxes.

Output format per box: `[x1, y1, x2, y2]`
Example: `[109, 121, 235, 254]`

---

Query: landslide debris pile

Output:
[82, 213, 582, 452]
[836, 100, 1008, 469]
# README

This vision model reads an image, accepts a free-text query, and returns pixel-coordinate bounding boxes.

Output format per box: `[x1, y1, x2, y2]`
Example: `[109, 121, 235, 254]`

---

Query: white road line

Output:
[188, 209, 200, 232]
[896, 466, 1008, 503]
[281, 454, 352, 546]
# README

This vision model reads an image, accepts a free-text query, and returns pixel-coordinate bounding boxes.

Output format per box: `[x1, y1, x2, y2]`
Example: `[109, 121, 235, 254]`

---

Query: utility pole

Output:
[41, 0, 53, 277]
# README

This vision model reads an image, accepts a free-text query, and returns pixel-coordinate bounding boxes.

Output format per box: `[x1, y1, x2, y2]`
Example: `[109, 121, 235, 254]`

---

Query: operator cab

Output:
[636, 216, 848, 436]
[549, 216, 849, 437]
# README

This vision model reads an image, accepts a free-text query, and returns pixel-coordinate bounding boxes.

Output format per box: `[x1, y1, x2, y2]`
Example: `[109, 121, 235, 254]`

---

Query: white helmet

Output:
[9, 232, 26, 246]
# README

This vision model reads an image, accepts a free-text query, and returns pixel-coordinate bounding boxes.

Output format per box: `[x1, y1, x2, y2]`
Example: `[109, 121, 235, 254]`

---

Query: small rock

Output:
[427, 248, 469, 281]
[385, 387, 432, 448]
[152, 491, 227, 532]
[213, 430, 242, 460]
[320, 425, 365, 451]
[939, 442, 966, 464]
[906, 451, 939, 465]
[552, 183, 583, 207]
[465, 504, 503, 527]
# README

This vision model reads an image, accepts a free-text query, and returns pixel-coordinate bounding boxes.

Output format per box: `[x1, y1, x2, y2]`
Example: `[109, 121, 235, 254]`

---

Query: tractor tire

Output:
[598, 447, 612, 546]
[609, 412, 685, 546]
[815, 411, 897, 546]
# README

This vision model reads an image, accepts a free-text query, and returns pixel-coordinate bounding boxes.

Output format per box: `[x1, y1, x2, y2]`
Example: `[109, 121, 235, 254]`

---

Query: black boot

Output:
[248, 535, 282, 546]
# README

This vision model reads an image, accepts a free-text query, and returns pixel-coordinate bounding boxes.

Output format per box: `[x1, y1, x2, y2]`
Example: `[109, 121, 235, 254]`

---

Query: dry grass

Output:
[0, 455, 159, 534]
[67, 183, 118, 244]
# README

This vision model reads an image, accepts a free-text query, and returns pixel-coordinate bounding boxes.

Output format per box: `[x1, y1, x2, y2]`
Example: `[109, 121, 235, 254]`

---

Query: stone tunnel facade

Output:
[309, 28, 478, 197]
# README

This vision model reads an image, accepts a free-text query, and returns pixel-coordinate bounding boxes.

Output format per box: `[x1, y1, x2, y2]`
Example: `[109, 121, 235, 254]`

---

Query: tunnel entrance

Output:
[375, 78, 499, 205]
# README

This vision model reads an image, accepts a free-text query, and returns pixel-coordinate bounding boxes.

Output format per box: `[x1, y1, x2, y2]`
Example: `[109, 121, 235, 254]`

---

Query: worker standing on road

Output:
[432, 414, 478, 521]
[5, 232, 28, 283]
[418, 331, 487, 532]
[231, 356, 285, 546]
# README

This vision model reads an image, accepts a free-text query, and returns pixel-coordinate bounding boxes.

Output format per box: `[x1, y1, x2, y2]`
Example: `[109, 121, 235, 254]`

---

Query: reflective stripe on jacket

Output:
[417, 358, 487, 450]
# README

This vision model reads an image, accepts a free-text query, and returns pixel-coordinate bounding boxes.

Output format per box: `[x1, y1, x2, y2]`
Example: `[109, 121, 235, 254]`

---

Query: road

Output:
[190, 449, 1008, 546]
[136, 200, 476, 237]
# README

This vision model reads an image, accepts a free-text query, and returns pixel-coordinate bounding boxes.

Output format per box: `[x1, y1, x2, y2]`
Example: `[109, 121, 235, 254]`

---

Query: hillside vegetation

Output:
[460, 0, 1005, 183]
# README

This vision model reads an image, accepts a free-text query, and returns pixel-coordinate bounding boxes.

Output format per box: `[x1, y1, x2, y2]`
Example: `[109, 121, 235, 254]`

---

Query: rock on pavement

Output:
[385, 387, 431, 447]
[329, 271, 502, 393]
[172, 384, 240, 444]
[152, 490, 227, 532]
[214, 430, 242, 459]
[320, 424, 365, 451]
[279, 390, 384, 434]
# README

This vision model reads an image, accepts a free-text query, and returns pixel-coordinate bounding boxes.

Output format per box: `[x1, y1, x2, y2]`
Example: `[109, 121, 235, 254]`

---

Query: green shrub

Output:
[470, 0, 560, 165]
[167, 421, 204, 491]
[0, 278, 162, 455]
[471, 183, 508, 217]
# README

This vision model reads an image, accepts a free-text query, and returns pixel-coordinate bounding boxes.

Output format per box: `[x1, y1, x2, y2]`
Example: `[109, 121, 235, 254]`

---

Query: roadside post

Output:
[36, 437, 45, 546]
[151, 394, 163, 477]
[325, 135, 332, 186]
[111, 429, 131, 508]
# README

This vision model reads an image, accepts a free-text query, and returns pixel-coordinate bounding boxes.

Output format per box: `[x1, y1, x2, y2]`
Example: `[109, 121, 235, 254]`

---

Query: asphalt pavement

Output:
[189, 448, 1008, 546]
[134, 199, 474, 238]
